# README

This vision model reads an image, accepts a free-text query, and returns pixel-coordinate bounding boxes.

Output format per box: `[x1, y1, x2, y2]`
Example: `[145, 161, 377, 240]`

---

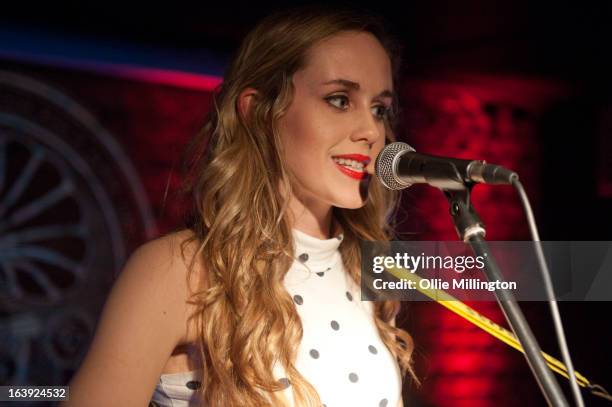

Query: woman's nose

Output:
[349, 110, 383, 147]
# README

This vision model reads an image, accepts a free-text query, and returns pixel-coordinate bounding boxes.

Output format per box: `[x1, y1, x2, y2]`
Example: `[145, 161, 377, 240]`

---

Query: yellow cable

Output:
[384, 266, 591, 388]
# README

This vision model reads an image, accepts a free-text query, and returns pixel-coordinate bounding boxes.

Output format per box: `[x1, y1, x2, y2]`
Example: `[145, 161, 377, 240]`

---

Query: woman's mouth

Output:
[332, 157, 367, 180]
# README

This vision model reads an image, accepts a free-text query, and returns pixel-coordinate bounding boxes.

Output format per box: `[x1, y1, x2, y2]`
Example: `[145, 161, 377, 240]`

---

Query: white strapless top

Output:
[150, 228, 403, 407]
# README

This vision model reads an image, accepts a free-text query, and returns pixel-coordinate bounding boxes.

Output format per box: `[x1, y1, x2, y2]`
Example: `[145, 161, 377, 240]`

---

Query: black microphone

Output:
[375, 142, 519, 190]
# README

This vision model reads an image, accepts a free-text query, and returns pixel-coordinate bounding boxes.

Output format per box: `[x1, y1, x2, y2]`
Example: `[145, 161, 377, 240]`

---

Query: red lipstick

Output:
[334, 162, 366, 180]
[332, 153, 371, 180]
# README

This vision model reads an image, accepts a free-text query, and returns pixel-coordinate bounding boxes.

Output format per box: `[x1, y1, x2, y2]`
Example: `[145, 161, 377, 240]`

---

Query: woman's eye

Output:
[372, 105, 391, 120]
[326, 95, 349, 110]
[326, 95, 390, 120]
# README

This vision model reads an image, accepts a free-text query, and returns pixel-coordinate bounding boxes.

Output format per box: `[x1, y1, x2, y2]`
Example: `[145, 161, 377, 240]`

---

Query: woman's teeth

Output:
[332, 157, 365, 171]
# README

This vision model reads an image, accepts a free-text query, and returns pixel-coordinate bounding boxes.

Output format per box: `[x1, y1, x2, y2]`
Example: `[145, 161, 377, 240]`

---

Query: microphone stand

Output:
[442, 185, 569, 407]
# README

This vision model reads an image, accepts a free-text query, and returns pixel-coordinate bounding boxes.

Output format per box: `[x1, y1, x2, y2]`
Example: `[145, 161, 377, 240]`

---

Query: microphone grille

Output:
[375, 142, 415, 190]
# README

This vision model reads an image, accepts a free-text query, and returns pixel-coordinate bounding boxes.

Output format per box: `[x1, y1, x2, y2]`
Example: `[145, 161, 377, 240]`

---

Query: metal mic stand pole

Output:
[443, 186, 569, 407]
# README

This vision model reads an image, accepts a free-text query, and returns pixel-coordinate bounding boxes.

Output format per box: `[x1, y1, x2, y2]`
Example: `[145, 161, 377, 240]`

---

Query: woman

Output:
[63, 6, 417, 407]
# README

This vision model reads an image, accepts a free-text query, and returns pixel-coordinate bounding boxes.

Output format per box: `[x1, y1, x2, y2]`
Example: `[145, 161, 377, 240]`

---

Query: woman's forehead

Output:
[298, 31, 393, 92]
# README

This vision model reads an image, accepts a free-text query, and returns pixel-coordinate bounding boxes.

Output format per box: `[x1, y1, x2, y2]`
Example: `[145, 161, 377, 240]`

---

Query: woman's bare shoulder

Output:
[127, 228, 205, 306]
[148, 228, 199, 266]
[146, 228, 206, 283]
[154, 228, 208, 344]
[168, 228, 208, 287]
[61, 228, 207, 406]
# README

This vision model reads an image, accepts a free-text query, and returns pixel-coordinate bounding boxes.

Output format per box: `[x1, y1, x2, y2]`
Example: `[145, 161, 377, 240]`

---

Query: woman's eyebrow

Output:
[322, 78, 393, 99]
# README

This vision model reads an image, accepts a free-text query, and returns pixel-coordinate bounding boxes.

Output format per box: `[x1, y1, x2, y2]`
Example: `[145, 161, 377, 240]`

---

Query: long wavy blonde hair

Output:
[177, 6, 418, 406]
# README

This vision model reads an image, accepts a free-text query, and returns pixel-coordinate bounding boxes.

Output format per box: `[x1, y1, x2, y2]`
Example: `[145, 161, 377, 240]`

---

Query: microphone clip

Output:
[442, 186, 486, 242]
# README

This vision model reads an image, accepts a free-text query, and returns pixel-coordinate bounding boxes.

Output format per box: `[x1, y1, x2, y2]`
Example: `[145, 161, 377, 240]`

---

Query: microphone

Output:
[375, 142, 519, 190]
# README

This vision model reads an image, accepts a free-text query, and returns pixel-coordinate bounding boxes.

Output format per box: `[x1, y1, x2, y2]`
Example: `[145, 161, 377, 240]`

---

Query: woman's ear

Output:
[237, 87, 259, 121]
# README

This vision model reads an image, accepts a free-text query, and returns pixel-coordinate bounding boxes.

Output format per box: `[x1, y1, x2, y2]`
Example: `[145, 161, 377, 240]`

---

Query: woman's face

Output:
[278, 30, 393, 211]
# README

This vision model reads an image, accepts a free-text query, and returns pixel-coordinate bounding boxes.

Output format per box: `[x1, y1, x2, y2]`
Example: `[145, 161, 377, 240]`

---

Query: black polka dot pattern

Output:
[316, 267, 332, 277]
[285, 229, 398, 407]
[185, 380, 201, 390]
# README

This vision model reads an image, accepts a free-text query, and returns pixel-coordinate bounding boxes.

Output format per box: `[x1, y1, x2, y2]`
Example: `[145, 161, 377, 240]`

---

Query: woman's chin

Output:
[333, 194, 368, 209]
[330, 173, 371, 208]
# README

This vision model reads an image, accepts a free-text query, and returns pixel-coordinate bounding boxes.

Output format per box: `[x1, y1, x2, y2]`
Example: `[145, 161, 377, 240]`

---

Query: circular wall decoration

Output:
[0, 70, 156, 386]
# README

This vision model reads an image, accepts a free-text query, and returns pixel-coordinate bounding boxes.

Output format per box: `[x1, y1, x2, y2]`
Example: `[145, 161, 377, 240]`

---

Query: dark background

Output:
[0, 1, 610, 406]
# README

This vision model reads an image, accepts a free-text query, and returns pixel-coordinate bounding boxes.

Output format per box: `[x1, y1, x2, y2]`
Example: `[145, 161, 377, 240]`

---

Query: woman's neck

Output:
[287, 192, 335, 239]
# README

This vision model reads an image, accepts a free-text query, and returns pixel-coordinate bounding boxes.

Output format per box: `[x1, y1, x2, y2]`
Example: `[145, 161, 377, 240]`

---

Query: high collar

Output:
[291, 227, 344, 269]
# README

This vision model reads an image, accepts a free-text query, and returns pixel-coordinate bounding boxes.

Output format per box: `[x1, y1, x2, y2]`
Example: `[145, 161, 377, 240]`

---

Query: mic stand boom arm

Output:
[443, 186, 569, 407]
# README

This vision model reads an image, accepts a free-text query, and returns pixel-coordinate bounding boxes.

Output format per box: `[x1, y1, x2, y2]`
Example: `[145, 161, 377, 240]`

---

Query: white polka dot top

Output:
[150, 227, 403, 407]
